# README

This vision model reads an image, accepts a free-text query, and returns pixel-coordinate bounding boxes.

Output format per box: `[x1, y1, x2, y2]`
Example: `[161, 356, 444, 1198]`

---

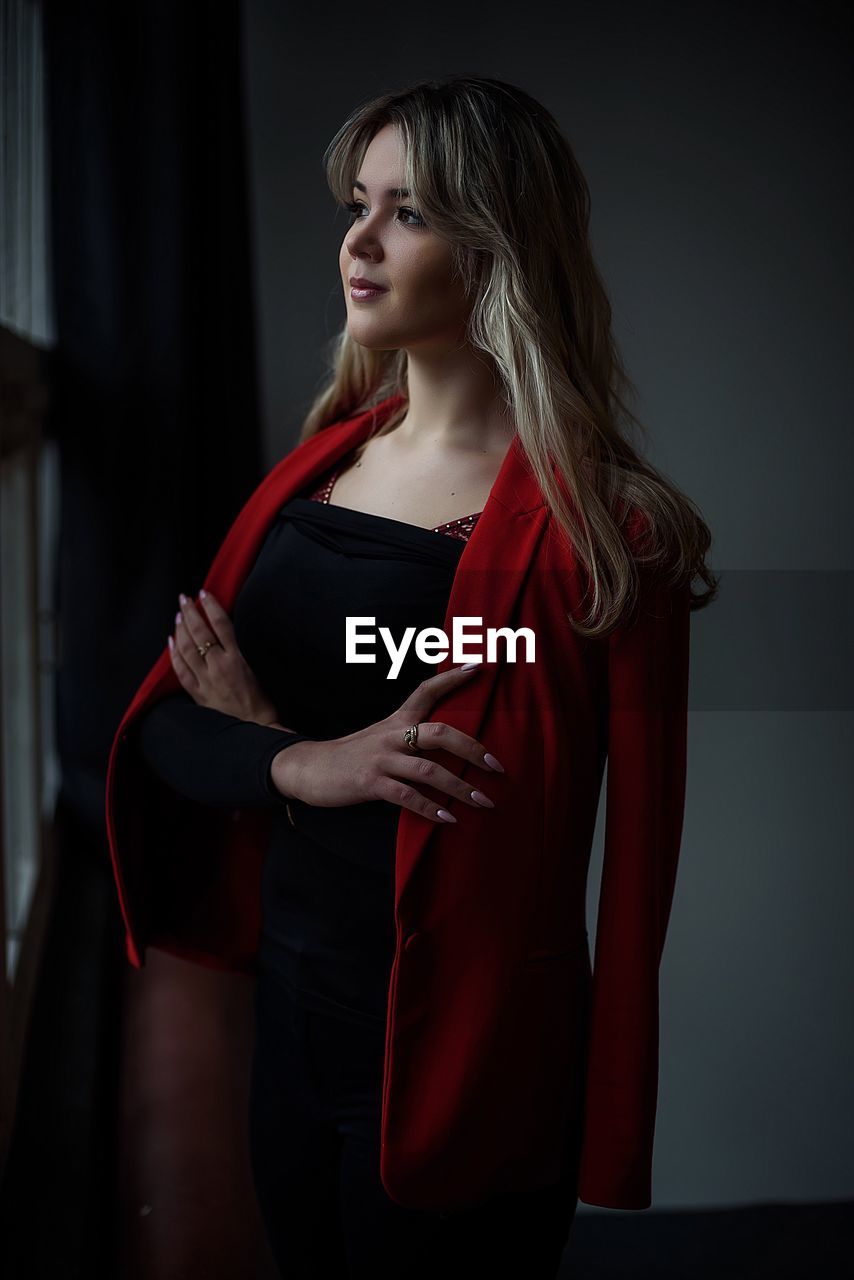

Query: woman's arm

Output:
[133, 691, 314, 810]
[260, 718, 300, 734]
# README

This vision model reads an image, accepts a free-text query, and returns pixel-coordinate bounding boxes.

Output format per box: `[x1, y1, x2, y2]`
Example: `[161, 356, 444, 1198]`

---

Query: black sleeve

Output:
[133, 692, 314, 809]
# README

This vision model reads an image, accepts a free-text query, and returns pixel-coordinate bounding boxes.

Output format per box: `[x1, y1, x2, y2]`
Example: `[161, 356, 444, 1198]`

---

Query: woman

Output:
[106, 75, 716, 1279]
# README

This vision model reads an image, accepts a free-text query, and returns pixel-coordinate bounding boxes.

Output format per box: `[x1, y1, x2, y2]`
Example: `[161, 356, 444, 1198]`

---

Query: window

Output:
[0, 0, 58, 1152]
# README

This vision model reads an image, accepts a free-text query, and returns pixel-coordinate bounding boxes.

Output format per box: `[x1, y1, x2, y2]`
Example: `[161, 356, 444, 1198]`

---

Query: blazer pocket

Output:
[522, 933, 589, 970]
[522, 946, 576, 969]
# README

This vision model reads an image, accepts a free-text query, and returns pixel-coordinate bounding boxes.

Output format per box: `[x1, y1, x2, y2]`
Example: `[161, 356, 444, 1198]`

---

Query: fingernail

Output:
[179, 593, 187, 605]
[175, 611, 182, 625]
[200, 589, 207, 599]
[460, 662, 479, 671]
[167, 636, 174, 652]
[437, 809, 457, 823]
[483, 753, 504, 772]
[471, 790, 494, 808]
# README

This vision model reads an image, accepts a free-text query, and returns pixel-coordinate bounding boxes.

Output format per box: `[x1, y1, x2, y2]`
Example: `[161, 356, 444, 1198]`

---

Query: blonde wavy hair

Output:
[297, 74, 717, 637]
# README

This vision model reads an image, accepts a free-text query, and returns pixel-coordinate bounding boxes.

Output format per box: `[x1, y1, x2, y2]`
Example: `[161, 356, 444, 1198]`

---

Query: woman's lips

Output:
[350, 281, 388, 301]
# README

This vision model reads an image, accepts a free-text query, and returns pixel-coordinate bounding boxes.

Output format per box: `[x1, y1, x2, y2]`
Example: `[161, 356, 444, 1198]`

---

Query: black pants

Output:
[248, 969, 581, 1279]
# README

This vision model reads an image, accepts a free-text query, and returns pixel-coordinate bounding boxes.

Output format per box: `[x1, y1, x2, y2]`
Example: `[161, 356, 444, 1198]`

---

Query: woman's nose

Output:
[347, 233, 380, 256]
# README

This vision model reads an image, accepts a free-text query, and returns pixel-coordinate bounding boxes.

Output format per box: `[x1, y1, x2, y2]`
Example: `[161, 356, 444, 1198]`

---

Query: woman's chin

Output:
[347, 328, 403, 353]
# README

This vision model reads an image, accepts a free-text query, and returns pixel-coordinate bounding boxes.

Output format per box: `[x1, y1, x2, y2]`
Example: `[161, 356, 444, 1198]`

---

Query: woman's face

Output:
[339, 123, 470, 354]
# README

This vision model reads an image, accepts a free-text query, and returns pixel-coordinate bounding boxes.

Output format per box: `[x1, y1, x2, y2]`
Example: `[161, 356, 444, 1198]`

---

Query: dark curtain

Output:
[46, 0, 265, 832]
[0, 4, 266, 1276]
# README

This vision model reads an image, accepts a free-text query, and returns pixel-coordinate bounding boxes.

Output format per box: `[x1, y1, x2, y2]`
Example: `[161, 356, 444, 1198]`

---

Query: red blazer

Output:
[105, 393, 691, 1212]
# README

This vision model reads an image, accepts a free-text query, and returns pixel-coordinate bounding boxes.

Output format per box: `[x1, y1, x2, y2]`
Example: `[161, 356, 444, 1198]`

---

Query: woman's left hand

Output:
[168, 589, 279, 725]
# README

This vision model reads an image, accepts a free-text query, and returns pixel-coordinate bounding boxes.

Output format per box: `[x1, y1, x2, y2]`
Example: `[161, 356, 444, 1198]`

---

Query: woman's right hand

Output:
[269, 663, 505, 824]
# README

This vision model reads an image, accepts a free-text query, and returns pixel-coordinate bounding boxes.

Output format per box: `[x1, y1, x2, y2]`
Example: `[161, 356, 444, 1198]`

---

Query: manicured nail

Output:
[460, 662, 479, 671]
[483, 753, 504, 772]
[437, 809, 457, 823]
[471, 790, 494, 808]
[199, 589, 207, 599]
[179, 593, 187, 605]
[175, 611, 182, 625]
[167, 636, 174, 652]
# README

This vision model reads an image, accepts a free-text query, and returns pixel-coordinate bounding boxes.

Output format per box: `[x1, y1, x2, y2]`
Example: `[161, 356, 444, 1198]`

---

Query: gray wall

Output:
[241, 0, 853, 1209]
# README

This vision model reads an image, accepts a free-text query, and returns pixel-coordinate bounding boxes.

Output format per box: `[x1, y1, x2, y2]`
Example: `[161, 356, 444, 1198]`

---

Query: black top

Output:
[133, 473, 479, 1027]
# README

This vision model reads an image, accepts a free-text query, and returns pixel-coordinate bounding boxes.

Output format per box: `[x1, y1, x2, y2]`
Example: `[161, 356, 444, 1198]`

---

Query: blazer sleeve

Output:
[133, 692, 313, 810]
[577, 569, 691, 1210]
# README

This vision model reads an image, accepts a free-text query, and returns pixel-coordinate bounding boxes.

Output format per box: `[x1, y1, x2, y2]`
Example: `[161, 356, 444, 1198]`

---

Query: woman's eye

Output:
[344, 201, 425, 228]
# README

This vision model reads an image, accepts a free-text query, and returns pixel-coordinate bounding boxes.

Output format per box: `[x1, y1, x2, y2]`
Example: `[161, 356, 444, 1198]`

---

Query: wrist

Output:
[270, 740, 315, 802]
